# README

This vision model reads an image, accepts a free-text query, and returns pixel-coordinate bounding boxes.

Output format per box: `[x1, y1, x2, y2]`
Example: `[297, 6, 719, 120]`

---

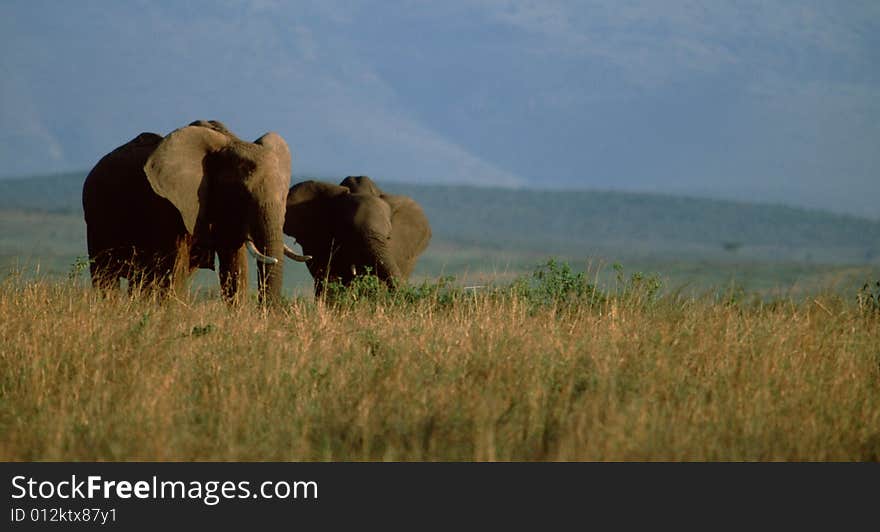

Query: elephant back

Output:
[340, 175, 382, 196]
[188, 119, 237, 138]
[83, 131, 186, 252]
[82, 132, 164, 222]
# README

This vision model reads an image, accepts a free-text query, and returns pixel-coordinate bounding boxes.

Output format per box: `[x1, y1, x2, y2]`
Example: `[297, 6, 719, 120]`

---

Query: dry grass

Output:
[1, 273, 878, 461]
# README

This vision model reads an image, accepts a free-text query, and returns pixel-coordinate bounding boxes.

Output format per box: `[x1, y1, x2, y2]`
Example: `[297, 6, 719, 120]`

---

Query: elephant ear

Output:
[385, 194, 432, 261]
[144, 125, 231, 234]
[254, 132, 292, 187]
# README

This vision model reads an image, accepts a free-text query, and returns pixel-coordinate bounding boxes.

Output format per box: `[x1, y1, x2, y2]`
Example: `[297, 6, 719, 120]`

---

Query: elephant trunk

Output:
[252, 230, 284, 307]
[366, 238, 402, 288]
[375, 256, 402, 287]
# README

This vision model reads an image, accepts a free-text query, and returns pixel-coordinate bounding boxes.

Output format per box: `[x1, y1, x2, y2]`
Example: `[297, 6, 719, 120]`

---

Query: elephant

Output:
[283, 175, 431, 297]
[81, 119, 309, 305]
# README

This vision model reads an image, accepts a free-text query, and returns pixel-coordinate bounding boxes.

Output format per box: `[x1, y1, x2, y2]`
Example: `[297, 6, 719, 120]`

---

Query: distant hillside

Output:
[0, 172, 85, 213]
[382, 182, 880, 264]
[2, 173, 879, 266]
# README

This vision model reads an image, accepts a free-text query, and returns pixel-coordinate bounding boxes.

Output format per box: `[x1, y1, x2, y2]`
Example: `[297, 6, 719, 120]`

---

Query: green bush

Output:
[511, 258, 606, 308]
[857, 280, 880, 314]
[322, 270, 387, 306]
[322, 269, 460, 308]
[612, 262, 663, 305]
[317, 259, 665, 312]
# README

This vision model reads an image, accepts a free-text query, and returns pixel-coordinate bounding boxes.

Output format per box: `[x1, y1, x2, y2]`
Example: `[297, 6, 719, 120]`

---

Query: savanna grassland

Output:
[2, 264, 879, 461]
[2, 173, 879, 460]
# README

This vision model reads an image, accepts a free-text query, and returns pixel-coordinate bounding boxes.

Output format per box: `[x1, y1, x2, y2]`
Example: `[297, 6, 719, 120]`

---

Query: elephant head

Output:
[284, 176, 431, 296]
[143, 123, 307, 305]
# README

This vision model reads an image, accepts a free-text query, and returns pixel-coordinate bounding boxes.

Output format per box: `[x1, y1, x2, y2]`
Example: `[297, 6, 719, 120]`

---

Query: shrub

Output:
[857, 280, 880, 314]
[510, 258, 606, 308]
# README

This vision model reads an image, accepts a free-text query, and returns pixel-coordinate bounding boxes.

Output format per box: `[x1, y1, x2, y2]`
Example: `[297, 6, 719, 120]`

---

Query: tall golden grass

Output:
[1, 273, 878, 461]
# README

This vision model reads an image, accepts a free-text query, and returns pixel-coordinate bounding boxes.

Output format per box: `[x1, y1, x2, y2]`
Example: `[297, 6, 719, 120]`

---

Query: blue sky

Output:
[2, 1, 879, 217]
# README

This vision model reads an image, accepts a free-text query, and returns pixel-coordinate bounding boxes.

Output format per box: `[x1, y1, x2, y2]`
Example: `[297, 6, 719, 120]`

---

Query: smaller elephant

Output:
[284, 176, 431, 296]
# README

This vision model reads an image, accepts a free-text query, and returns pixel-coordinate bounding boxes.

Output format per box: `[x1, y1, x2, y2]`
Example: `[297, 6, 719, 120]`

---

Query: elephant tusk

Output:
[351, 264, 357, 277]
[246, 240, 278, 264]
[283, 243, 312, 262]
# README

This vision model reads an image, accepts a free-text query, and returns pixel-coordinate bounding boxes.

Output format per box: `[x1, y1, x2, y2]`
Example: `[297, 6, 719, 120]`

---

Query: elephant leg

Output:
[89, 252, 121, 292]
[218, 245, 249, 304]
[314, 277, 326, 299]
[86, 226, 122, 292]
[313, 271, 345, 301]
[315, 267, 347, 300]
[126, 262, 149, 297]
[168, 235, 195, 299]
[129, 251, 170, 300]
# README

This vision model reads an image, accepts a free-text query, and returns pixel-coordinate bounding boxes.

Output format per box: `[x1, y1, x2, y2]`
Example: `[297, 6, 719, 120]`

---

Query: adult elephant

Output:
[82, 120, 309, 305]
[283, 175, 431, 297]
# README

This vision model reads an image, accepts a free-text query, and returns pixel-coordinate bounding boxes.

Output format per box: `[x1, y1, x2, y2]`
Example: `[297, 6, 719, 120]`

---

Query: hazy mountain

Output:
[2, 172, 877, 268]
[2, 1, 879, 218]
